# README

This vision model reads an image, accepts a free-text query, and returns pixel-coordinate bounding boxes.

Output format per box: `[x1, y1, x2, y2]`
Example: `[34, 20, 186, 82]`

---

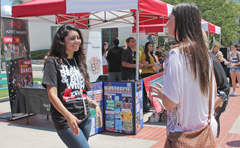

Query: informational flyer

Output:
[87, 82, 104, 136]
[104, 81, 143, 135]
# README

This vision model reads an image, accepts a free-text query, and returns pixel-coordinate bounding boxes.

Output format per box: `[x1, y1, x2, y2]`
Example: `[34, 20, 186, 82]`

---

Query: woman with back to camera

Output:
[150, 3, 217, 147]
[42, 24, 102, 148]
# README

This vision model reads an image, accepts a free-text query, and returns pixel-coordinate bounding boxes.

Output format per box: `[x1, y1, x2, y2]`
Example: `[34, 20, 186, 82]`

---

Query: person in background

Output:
[107, 38, 124, 81]
[121, 37, 143, 81]
[225, 44, 240, 96]
[202, 28, 230, 138]
[102, 42, 109, 74]
[210, 44, 226, 63]
[155, 45, 163, 72]
[150, 3, 218, 146]
[140, 42, 157, 112]
[42, 24, 102, 148]
[123, 44, 127, 50]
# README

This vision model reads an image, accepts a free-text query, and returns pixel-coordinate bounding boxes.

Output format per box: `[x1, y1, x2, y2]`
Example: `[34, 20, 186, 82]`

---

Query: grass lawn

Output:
[0, 78, 43, 98]
[0, 84, 9, 98]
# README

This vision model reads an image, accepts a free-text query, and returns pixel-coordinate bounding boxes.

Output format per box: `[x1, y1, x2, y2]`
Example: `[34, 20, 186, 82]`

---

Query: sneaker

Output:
[229, 92, 237, 96]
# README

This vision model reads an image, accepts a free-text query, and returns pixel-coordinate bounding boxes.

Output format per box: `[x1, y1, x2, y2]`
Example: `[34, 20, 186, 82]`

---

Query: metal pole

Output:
[220, 34, 221, 46]
[208, 31, 210, 50]
[136, 9, 139, 80]
[0, 2, 1, 91]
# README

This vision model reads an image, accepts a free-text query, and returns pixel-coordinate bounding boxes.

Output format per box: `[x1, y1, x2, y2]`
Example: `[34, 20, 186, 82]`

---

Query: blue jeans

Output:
[57, 117, 92, 148]
[108, 72, 122, 81]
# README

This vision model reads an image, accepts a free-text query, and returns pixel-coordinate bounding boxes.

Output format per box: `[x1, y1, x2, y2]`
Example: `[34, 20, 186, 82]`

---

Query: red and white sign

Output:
[18, 59, 32, 75]
[3, 37, 20, 43]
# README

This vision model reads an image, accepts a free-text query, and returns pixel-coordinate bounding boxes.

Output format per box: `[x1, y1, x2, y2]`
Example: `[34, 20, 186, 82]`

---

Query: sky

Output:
[1, 0, 12, 6]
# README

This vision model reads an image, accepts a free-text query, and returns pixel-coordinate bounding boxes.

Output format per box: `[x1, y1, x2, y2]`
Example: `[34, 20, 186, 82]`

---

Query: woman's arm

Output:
[150, 83, 178, 110]
[86, 96, 102, 126]
[47, 85, 81, 135]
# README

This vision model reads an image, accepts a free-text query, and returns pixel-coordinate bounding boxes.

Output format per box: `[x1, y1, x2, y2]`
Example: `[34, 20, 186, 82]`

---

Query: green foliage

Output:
[30, 49, 49, 60]
[157, 36, 175, 53]
[162, 0, 240, 47]
[10, 0, 25, 5]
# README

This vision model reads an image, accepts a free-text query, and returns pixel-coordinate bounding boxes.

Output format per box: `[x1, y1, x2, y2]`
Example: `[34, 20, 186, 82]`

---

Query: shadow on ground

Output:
[227, 140, 240, 147]
[0, 114, 55, 132]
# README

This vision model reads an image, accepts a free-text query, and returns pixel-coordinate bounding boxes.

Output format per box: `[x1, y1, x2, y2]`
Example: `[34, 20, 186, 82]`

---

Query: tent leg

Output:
[136, 9, 140, 80]
[208, 31, 210, 50]
[220, 35, 221, 45]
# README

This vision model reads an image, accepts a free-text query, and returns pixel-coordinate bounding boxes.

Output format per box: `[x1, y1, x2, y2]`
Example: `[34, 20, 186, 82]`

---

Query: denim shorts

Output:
[230, 68, 240, 73]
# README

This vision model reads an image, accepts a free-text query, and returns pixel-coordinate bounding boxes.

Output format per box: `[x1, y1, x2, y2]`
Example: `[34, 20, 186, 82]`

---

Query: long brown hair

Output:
[171, 3, 210, 96]
[47, 24, 90, 90]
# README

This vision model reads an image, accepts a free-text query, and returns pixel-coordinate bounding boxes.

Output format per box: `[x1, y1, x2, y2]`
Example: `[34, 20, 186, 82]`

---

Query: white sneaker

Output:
[229, 92, 237, 96]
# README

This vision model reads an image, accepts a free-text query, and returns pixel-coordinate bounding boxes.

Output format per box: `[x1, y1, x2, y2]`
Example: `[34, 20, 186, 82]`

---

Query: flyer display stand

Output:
[87, 82, 104, 136]
[104, 80, 143, 135]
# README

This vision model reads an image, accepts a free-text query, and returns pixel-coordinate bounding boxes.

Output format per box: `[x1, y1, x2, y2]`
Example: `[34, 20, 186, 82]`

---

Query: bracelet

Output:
[89, 100, 98, 109]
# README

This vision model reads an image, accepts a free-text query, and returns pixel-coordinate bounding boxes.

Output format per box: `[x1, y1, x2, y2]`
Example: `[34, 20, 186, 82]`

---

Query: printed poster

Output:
[88, 82, 104, 136]
[2, 17, 33, 113]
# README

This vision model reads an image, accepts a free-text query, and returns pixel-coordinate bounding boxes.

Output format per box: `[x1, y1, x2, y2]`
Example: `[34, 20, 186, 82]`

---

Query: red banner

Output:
[18, 59, 32, 75]
[3, 37, 21, 43]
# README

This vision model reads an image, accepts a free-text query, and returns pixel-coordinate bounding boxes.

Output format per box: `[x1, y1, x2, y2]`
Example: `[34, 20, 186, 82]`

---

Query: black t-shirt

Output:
[106, 46, 124, 72]
[42, 57, 90, 130]
[155, 51, 162, 58]
[121, 47, 136, 80]
[212, 56, 230, 96]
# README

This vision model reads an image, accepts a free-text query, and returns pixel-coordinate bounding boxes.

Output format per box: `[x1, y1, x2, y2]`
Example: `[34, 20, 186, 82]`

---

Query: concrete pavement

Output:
[0, 66, 240, 147]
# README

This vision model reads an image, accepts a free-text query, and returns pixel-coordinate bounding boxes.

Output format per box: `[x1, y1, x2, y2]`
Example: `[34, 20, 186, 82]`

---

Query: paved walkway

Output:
[0, 87, 239, 148]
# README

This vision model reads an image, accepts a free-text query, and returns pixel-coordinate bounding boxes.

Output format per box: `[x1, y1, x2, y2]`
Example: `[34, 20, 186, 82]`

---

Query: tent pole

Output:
[136, 9, 139, 80]
[220, 34, 221, 46]
[0, 0, 2, 73]
[208, 31, 210, 50]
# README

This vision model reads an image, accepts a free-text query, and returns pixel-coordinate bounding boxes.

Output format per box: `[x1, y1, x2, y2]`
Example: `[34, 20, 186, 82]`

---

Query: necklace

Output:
[65, 57, 79, 70]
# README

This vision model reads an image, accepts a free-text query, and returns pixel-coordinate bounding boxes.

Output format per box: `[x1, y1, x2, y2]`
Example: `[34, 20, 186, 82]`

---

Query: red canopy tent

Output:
[12, 0, 173, 29]
[12, 0, 174, 80]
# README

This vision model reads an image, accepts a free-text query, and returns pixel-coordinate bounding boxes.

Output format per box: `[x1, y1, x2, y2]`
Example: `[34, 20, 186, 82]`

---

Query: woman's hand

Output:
[150, 82, 164, 99]
[142, 61, 149, 67]
[224, 61, 230, 66]
[95, 105, 103, 127]
[66, 114, 81, 135]
[149, 82, 177, 110]
[231, 64, 236, 68]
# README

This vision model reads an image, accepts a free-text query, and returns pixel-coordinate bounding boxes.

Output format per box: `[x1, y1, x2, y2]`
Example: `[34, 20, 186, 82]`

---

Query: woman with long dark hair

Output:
[150, 3, 217, 147]
[42, 24, 102, 148]
[140, 42, 157, 112]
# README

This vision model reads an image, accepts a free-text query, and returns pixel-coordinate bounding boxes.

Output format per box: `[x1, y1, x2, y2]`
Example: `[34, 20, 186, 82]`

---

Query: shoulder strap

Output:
[208, 61, 213, 124]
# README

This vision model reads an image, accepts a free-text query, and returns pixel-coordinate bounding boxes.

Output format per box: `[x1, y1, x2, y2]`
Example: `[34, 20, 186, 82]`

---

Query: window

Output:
[102, 28, 118, 47]
[51, 26, 60, 42]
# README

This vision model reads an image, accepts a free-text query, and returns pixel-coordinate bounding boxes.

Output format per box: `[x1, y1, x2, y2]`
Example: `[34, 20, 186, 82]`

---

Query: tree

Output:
[10, 0, 32, 5]
[161, 0, 240, 47]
